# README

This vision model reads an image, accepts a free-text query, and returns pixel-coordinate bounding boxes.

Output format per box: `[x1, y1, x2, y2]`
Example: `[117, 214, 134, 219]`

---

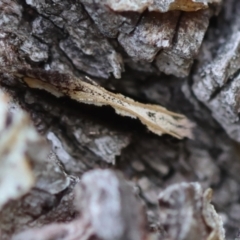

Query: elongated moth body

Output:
[12, 68, 194, 139]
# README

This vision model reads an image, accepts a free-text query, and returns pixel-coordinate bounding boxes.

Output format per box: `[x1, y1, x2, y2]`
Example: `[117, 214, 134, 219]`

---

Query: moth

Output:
[12, 68, 194, 139]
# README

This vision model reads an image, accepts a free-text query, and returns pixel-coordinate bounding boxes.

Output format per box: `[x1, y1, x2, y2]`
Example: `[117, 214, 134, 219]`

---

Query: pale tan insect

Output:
[13, 68, 194, 139]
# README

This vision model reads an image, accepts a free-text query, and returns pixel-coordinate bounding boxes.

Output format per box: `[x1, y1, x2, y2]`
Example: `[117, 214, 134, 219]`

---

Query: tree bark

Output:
[0, 0, 240, 239]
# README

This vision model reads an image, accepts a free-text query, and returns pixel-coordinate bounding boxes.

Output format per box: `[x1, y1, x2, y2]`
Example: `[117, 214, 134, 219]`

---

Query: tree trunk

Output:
[0, 0, 240, 239]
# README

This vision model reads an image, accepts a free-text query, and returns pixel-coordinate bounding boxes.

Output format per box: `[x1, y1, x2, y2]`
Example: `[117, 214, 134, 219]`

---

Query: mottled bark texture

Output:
[1, 0, 240, 240]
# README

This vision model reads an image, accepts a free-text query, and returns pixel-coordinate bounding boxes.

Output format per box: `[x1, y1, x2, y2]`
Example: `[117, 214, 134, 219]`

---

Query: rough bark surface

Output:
[0, 0, 240, 240]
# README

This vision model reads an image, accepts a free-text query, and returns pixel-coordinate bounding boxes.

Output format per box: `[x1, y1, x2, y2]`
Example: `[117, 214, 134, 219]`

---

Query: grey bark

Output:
[0, 0, 240, 239]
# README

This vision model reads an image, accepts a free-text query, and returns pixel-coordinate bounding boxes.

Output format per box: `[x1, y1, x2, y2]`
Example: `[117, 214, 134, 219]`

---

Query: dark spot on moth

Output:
[147, 112, 156, 119]
[73, 86, 84, 92]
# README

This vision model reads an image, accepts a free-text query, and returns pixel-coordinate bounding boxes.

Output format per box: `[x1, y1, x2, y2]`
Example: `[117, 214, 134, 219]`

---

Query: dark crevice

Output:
[209, 68, 240, 102]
